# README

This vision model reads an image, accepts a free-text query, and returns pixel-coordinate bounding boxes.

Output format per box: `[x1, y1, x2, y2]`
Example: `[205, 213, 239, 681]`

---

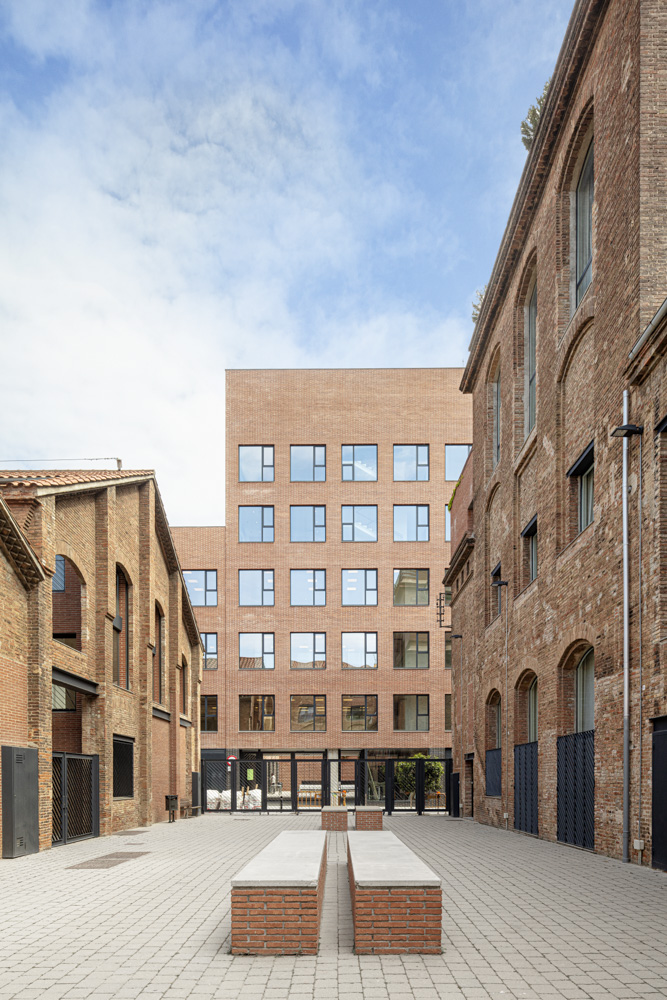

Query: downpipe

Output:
[622, 390, 630, 863]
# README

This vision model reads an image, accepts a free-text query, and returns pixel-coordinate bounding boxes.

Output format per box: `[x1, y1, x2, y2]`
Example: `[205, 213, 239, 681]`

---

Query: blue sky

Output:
[0, 0, 571, 524]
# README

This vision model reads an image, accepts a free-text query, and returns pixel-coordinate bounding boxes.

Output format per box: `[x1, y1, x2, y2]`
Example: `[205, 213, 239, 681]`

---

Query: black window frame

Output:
[238, 505, 274, 543]
[341, 505, 378, 542]
[575, 140, 594, 306]
[202, 632, 218, 670]
[113, 567, 130, 689]
[52, 554, 66, 591]
[290, 632, 326, 670]
[183, 569, 218, 607]
[445, 693, 452, 732]
[393, 694, 429, 732]
[238, 694, 275, 732]
[52, 683, 76, 711]
[393, 505, 429, 542]
[238, 445, 274, 482]
[153, 605, 164, 703]
[526, 284, 537, 434]
[238, 569, 275, 606]
[444, 444, 472, 482]
[290, 505, 326, 543]
[341, 444, 378, 481]
[201, 694, 218, 732]
[567, 442, 594, 534]
[239, 632, 275, 670]
[521, 515, 538, 584]
[341, 631, 378, 670]
[393, 631, 429, 670]
[113, 735, 134, 798]
[490, 562, 502, 618]
[290, 445, 326, 482]
[393, 568, 429, 606]
[290, 694, 327, 733]
[290, 568, 326, 606]
[341, 568, 378, 606]
[342, 694, 378, 732]
[393, 444, 430, 481]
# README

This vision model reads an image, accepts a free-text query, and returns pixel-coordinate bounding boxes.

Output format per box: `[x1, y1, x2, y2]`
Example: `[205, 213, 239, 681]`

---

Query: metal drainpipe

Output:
[504, 585, 509, 832]
[622, 390, 630, 863]
[637, 431, 643, 863]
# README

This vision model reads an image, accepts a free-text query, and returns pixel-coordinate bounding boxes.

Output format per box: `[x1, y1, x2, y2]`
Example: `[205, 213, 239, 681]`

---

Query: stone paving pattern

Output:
[0, 813, 666, 999]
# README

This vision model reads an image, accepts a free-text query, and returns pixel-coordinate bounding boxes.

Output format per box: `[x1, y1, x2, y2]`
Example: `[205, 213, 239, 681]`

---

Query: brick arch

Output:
[513, 250, 539, 452]
[556, 635, 595, 736]
[514, 666, 538, 746]
[52, 553, 85, 654]
[485, 687, 502, 751]
[556, 312, 595, 386]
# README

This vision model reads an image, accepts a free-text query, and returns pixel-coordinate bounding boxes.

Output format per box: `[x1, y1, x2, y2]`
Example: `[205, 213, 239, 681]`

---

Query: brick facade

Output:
[446, 0, 667, 865]
[0, 471, 202, 853]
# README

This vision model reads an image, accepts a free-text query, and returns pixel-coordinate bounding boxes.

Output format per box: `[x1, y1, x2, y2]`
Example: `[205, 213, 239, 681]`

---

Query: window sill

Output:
[485, 613, 503, 632]
[113, 796, 135, 802]
[514, 425, 538, 475]
[514, 577, 538, 604]
[113, 684, 133, 693]
[557, 519, 595, 559]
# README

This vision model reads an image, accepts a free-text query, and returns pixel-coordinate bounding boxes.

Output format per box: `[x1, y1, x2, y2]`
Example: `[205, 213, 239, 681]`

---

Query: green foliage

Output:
[521, 78, 551, 151]
[471, 284, 487, 324]
[394, 753, 445, 794]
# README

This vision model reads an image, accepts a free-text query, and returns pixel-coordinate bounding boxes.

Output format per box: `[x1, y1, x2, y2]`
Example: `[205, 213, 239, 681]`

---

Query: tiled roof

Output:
[0, 496, 45, 589]
[0, 469, 154, 488]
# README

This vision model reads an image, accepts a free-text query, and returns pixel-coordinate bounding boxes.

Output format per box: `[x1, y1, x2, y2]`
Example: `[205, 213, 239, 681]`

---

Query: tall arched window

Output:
[575, 141, 594, 305]
[113, 568, 130, 689]
[575, 648, 594, 732]
[153, 606, 164, 704]
[527, 677, 538, 743]
[526, 284, 537, 434]
[492, 367, 501, 468]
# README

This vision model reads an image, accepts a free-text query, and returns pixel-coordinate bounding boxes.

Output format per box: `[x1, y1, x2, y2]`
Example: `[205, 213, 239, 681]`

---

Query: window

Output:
[113, 567, 130, 689]
[445, 633, 452, 669]
[239, 569, 274, 606]
[201, 695, 218, 732]
[341, 505, 377, 542]
[341, 632, 377, 670]
[521, 516, 537, 584]
[239, 695, 275, 731]
[575, 141, 594, 306]
[290, 569, 326, 606]
[181, 659, 188, 716]
[184, 570, 217, 607]
[238, 506, 274, 543]
[113, 736, 134, 798]
[290, 694, 326, 732]
[393, 694, 429, 731]
[291, 633, 326, 669]
[393, 569, 429, 606]
[567, 442, 594, 533]
[445, 693, 452, 732]
[485, 693, 502, 796]
[342, 569, 377, 606]
[393, 505, 429, 542]
[490, 563, 502, 618]
[291, 445, 326, 482]
[394, 632, 429, 670]
[290, 506, 326, 542]
[527, 678, 538, 743]
[575, 648, 594, 732]
[153, 606, 164, 703]
[492, 368, 501, 468]
[444, 445, 471, 481]
[52, 554, 66, 591]
[393, 444, 429, 481]
[445, 507, 451, 542]
[239, 445, 274, 482]
[342, 695, 377, 731]
[202, 632, 218, 669]
[342, 445, 377, 481]
[526, 284, 537, 433]
[239, 633, 274, 669]
[52, 684, 76, 711]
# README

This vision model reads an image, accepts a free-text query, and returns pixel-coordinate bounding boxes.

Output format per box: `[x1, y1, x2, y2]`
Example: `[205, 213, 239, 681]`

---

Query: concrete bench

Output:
[231, 831, 327, 955]
[355, 805, 383, 830]
[347, 831, 442, 955]
[321, 805, 348, 831]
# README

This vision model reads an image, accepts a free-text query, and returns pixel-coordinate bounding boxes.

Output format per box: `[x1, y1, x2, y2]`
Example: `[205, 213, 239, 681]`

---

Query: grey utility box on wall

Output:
[2, 746, 39, 858]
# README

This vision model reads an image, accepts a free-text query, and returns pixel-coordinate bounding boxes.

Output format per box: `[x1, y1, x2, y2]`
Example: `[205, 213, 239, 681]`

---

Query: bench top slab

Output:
[231, 830, 326, 888]
[348, 831, 441, 888]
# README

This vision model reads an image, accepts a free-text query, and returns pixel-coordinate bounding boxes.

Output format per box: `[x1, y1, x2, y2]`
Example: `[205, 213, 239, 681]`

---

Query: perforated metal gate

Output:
[514, 741, 538, 835]
[557, 731, 594, 850]
[52, 753, 99, 846]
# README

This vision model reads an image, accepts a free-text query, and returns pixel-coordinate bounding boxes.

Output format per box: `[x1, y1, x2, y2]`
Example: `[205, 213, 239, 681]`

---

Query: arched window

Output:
[575, 648, 594, 732]
[485, 690, 502, 796]
[526, 284, 537, 434]
[52, 554, 83, 651]
[113, 567, 130, 689]
[527, 677, 538, 743]
[492, 367, 501, 468]
[153, 605, 164, 705]
[181, 656, 189, 716]
[575, 141, 594, 305]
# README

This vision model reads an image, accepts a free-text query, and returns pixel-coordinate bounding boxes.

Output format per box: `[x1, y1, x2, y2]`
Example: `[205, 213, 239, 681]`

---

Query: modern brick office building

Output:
[444, 0, 667, 867]
[175, 368, 472, 796]
[0, 470, 202, 855]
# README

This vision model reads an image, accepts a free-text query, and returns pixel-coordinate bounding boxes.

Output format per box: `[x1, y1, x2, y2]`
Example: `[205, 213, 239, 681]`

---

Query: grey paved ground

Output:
[0, 813, 666, 1000]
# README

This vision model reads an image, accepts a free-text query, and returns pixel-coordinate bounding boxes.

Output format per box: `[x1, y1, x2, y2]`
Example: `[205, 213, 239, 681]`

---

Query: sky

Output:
[0, 0, 571, 525]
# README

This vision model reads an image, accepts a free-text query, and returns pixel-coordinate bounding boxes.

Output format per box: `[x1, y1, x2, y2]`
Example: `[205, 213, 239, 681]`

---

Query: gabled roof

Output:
[0, 495, 45, 589]
[0, 469, 154, 489]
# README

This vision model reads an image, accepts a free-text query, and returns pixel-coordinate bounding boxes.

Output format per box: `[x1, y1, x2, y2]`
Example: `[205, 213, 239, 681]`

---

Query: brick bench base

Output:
[322, 806, 348, 831]
[355, 807, 383, 830]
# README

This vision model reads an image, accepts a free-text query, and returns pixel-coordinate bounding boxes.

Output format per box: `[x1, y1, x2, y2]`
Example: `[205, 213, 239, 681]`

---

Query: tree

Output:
[472, 284, 487, 324]
[395, 753, 445, 796]
[521, 78, 551, 151]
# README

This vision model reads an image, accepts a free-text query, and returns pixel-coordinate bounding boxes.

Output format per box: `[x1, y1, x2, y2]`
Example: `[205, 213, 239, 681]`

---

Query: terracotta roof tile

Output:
[0, 469, 154, 488]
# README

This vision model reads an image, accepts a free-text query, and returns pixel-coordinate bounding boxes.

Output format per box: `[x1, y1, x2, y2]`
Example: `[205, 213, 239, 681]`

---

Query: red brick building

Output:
[0, 470, 202, 856]
[445, 0, 667, 867]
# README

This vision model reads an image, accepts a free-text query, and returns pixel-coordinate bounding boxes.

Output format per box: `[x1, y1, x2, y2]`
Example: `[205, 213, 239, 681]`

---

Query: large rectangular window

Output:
[341, 632, 377, 670]
[341, 505, 377, 542]
[239, 570, 274, 606]
[201, 695, 218, 732]
[291, 445, 326, 482]
[238, 506, 274, 542]
[394, 694, 429, 731]
[341, 569, 377, 606]
[393, 569, 428, 606]
[113, 567, 130, 689]
[202, 632, 218, 670]
[521, 516, 537, 584]
[567, 442, 594, 534]
[393, 632, 429, 670]
[342, 695, 377, 731]
[184, 570, 217, 607]
[444, 445, 471, 481]
[153, 607, 164, 703]
[445, 633, 452, 669]
[290, 695, 326, 732]
[113, 736, 134, 797]
[239, 633, 274, 670]
[576, 141, 594, 306]
[290, 569, 326, 606]
[291, 633, 326, 669]
[393, 505, 429, 542]
[52, 684, 76, 711]
[445, 694, 452, 732]
[239, 445, 274, 482]
[342, 445, 377, 481]
[239, 695, 274, 731]
[394, 445, 429, 481]
[490, 562, 502, 618]
[290, 505, 326, 542]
